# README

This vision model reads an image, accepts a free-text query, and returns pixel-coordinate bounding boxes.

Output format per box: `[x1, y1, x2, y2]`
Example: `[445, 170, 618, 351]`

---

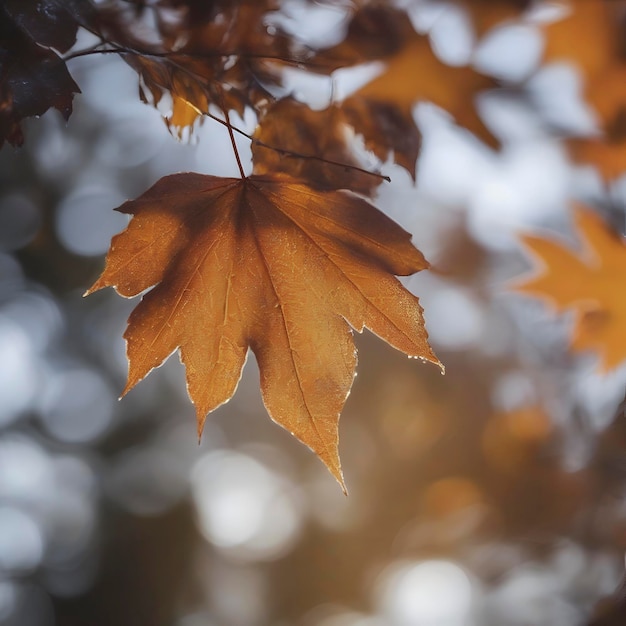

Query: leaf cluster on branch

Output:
[5, 0, 626, 486]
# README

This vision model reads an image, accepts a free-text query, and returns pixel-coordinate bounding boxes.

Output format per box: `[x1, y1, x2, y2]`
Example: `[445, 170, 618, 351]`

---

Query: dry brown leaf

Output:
[341, 96, 421, 179]
[345, 30, 498, 175]
[542, 0, 621, 80]
[455, 0, 532, 37]
[3, 0, 86, 53]
[87, 173, 440, 488]
[514, 206, 626, 370]
[125, 54, 212, 136]
[351, 27, 498, 148]
[315, 6, 498, 176]
[252, 98, 382, 195]
[0, 2, 81, 147]
[122, 1, 290, 135]
[542, 0, 626, 178]
[568, 126, 626, 181]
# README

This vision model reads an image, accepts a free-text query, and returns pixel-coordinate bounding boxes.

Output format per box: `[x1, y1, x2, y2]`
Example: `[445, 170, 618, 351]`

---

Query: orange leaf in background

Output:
[344, 28, 499, 175]
[482, 405, 553, 473]
[87, 173, 440, 488]
[568, 128, 626, 181]
[542, 0, 626, 178]
[316, 6, 499, 176]
[542, 0, 618, 81]
[514, 206, 626, 370]
[454, 0, 532, 37]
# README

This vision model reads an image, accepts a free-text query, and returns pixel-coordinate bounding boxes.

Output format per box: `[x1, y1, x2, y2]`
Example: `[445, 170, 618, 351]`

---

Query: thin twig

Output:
[219, 93, 245, 178]
[203, 111, 390, 183]
[65, 42, 389, 184]
[65, 44, 326, 70]
[64, 46, 126, 61]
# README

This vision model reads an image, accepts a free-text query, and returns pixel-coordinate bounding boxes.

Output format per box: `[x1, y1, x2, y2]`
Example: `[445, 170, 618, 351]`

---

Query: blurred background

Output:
[2, 1, 626, 624]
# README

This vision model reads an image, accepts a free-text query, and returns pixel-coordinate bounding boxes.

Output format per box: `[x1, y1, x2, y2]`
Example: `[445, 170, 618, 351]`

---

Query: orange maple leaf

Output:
[315, 6, 499, 176]
[455, 0, 531, 37]
[87, 173, 440, 488]
[252, 98, 382, 196]
[542, 0, 626, 179]
[514, 206, 626, 370]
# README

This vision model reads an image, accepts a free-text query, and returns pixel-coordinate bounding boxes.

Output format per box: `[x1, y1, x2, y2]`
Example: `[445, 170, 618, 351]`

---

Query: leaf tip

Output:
[196, 414, 207, 444]
[321, 451, 347, 494]
[408, 347, 444, 375]
[83, 277, 106, 297]
[120, 379, 136, 400]
[340, 480, 349, 497]
[331, 464, 348, 496]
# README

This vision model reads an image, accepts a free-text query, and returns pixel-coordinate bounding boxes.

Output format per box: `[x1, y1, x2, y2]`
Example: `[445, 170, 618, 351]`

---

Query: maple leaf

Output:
[0, 9, 80, 147]
[313, 6, 499, 176]
[3, 0, 85, 53]
[541, 0, 626, 178]
[252, 98, 382, 196]
[453, 0, 532, 37]
[542, 0, 619, 80]
[342, 96, 422, 180]
[87, 173, 440, 488]
[567, 119, 626, 181]
[124, 53, 216, 136]
[120, 0, 292, 135]
[514, 206, 626, 370]
[2, 0, 78, 52]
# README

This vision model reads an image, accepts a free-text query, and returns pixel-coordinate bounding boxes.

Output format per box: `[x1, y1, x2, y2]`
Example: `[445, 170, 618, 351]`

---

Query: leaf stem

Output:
[219, 95, 245, 179]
